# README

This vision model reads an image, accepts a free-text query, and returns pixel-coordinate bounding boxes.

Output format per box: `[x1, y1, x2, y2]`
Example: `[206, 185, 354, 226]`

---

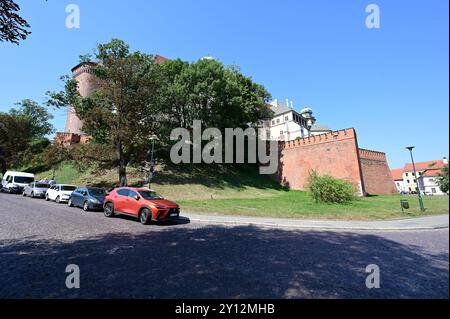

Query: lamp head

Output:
[406, 146, 415, 151]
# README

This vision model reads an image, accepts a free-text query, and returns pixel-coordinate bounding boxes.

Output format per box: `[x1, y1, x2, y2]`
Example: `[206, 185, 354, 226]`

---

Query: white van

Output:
[0, 171, 35, 194]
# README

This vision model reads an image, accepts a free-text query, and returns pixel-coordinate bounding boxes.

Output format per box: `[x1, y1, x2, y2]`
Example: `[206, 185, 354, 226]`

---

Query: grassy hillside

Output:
[28, 161, 449, 220]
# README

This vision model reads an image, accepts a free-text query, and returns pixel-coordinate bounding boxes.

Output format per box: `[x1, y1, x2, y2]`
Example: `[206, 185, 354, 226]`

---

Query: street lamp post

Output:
[406, 146, 425, 212]
[147, 135, 158, 189]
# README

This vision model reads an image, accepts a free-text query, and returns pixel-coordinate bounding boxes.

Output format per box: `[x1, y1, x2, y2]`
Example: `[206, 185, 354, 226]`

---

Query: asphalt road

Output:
[0, 192, 448, 298]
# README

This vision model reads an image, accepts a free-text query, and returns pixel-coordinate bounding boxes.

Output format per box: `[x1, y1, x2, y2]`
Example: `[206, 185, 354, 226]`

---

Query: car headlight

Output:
[155, 205, 167, 209]
[90, 198, 101, 204]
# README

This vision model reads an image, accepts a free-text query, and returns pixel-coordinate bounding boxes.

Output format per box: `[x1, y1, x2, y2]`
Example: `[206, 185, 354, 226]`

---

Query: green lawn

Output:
[35, 164, 83, 185]
[23, 162, 449, 221]
[178, 192, 449, 220]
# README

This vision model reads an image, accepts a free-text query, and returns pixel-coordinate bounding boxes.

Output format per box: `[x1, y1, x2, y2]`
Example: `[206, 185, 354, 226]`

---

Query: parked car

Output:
[22, 182, 50, 198]
[45, 184, 77, 203]
[68, 187, 106, 211]
[0, 171, 35, 194]
[103, 187, 180, 224]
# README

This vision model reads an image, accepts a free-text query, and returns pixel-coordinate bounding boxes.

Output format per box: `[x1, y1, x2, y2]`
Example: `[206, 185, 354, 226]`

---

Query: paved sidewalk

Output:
[186, 212, 449, 230]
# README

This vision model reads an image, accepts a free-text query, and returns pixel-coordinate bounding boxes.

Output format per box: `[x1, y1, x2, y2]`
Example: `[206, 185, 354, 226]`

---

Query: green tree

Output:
[9, 99, 55, 137]
[47, 39, 273, 186]
[0, 100, 54, 173]
[48, 39, 162, 186]
[0, 113, 32, 174]
[0, 0, 31, 44]
[158, 58, 272, 134]
[437, 165, 449, 193]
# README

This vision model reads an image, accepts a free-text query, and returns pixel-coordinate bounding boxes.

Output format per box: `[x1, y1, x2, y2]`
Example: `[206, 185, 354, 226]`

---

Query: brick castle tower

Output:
[55, 62, 101, 146]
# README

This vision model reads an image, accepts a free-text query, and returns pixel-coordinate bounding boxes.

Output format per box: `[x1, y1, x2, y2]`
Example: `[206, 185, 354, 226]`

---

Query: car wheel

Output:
[45, 194, 50, 201]
[104, 202, 115, 217]
[68, 198, 73, 207]
[83, 201, 90, 212]
[55, 196, 60, 203]
[139, 208, 151, 225]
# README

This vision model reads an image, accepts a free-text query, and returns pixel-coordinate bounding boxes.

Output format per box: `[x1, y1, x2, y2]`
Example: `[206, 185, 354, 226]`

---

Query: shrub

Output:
[307, 171, 356, 204]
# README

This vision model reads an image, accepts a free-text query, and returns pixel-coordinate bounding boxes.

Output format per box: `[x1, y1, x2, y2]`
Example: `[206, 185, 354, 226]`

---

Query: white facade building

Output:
[391, 157, 448, 195]
[261, 99, 331, 141]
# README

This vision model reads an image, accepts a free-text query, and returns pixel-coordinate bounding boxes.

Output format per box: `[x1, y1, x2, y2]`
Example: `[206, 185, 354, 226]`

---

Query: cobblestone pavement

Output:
[0, 192, 448, 298]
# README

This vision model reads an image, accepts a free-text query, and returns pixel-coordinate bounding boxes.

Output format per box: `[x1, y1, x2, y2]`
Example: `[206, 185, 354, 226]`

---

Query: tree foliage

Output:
[437, 165, 449, 193]
[9, 99, 55, 137]
[48, 39, 162, 186]
[307, 171, 356, 204]
[0, 0, 31, 44]
[47, 39, 272, 186]
[0, 113, 32, 174]
[0, 100, 54, 174]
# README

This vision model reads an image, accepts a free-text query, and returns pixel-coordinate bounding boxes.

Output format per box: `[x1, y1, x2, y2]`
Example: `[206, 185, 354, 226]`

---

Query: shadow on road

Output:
[0, 226, 447, 298]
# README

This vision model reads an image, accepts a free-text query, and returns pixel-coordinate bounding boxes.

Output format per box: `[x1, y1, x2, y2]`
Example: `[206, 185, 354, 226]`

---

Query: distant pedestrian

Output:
[49, 177, 56, 186]
[40, 177, 49, 184]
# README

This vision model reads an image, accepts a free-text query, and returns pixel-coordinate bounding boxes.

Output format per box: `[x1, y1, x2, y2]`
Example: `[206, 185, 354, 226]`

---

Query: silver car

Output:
[22, 182, 51, 198]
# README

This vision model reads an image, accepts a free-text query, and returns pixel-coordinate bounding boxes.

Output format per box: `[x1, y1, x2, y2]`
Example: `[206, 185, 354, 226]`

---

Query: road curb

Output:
[186, 214, 450, 231]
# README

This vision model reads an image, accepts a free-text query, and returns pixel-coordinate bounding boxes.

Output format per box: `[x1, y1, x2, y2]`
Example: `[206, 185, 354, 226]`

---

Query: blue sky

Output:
[1, 0, 448, 168]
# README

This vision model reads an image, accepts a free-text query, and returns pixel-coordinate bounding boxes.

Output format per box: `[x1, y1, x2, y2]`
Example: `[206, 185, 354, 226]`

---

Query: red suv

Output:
[103, 187, 180, 224]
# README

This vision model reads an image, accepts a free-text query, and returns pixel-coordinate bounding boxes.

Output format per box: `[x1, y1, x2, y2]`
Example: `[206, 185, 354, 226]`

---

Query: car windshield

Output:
[35, 183, 50, 188]
[61, 186, 77, 191]
[138, 190, 164, 200]
[88, 188, 106, 196]
[14, 176, 34, 184]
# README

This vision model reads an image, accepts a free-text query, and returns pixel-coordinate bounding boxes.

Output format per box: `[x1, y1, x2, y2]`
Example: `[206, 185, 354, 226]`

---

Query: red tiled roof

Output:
[403, 160, 446, 172]
[422, 169, 444, 177]
[391, 169, 404, 180]
[155, 55, 170, 64]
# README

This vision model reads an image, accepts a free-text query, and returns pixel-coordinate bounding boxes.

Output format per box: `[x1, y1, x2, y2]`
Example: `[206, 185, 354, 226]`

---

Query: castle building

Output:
[55, 61, 101, 146]
[55, 55, 168, 147]
[262, 99, 331, 141]
[55, 59, 398, 195]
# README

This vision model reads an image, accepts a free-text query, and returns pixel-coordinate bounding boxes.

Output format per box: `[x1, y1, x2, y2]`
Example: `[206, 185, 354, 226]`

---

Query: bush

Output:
[307, 171, 356, 204]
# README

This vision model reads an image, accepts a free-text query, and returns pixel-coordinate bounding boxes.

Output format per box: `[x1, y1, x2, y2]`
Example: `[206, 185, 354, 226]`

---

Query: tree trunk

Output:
[0, 157, 6, 176]
[115, 138, 128, 187]
[118, 163, 127, 187]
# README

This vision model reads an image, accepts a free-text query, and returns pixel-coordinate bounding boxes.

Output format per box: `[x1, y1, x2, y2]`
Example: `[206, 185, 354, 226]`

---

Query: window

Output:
[276, 119, 280, 124]
[14, 176, 34, 184]
[61, 185, 76, 191]
[271, 120, 275, 125]
[431, 188, 436, 193]
[280, 130, 284, 135]
[405, 173, 408, 176]
[139, 190, 164, 200]
[285, 116, 289, 121]
[88, 188, 106, 196]
[128, 190, 138, 198]
[413, 179, 416, 183]
[117, 189, 129, 197]
[407, 180, 410, 184]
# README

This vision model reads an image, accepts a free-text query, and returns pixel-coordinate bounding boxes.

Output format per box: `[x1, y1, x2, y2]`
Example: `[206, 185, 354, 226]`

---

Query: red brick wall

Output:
[275, 128, 365, 196]
[359, 149, 397, 195]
